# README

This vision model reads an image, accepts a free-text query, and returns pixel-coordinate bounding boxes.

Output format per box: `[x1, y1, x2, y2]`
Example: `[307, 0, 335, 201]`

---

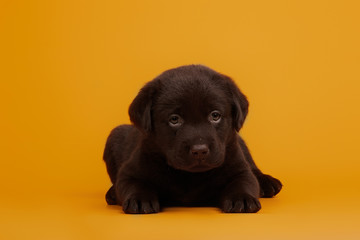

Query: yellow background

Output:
[1, 0, 360, 239]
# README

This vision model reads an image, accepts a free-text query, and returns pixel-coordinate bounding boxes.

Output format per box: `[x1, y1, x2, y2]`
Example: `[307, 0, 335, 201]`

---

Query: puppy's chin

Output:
[184, 164, 217, 173]
[167, 159, 223, 173]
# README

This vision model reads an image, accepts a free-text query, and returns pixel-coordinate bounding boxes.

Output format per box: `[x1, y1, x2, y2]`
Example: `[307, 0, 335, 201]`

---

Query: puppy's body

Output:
[103, 65, 282, 213]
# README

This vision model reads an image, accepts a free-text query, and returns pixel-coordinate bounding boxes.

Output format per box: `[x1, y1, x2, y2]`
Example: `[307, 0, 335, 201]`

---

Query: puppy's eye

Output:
[209, 111, 221, 123]
[169, 114, 183, 127]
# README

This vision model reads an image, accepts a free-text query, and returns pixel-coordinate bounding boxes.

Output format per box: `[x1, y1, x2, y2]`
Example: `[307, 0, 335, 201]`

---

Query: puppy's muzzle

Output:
[190, 144, 209, 162]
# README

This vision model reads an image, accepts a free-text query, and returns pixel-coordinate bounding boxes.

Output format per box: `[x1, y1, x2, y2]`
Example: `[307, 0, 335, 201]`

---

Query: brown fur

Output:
[103, 65, 282, 214]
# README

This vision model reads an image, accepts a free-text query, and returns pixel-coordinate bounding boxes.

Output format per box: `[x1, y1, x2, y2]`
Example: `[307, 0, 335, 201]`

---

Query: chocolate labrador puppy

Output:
[103, 65, 282, 214]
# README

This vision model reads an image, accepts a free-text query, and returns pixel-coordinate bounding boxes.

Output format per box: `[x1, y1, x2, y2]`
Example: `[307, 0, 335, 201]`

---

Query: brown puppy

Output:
[103, 65, 282, 214]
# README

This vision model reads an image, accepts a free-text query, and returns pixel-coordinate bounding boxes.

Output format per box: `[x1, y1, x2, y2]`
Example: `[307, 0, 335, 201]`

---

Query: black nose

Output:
[190, 144, 209, 161]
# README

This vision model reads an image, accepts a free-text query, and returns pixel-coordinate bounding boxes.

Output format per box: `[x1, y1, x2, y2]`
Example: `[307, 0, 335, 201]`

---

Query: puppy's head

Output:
[129, 65, 248, 172]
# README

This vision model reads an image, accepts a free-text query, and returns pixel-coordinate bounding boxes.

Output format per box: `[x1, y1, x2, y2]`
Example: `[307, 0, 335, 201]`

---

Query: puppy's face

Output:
[129, 65, 249, 172]
[151, 80, 232, 172]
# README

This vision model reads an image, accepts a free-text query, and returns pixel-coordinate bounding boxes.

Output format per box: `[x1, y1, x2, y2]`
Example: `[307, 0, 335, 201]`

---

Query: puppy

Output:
[103, 65, 282, 214]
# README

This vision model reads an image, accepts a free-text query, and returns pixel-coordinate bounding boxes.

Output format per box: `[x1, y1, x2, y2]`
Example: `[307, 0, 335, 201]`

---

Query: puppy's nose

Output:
[190, 144, 209, 161]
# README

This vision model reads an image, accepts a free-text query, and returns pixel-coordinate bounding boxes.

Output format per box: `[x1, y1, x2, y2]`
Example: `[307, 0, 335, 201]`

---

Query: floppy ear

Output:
[224, 76, 249, 132]
[128, 80, 159, 133]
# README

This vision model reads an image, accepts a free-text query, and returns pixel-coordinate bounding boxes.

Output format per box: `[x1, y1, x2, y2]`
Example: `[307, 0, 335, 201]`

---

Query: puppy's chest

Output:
[161, 174, 223, 204]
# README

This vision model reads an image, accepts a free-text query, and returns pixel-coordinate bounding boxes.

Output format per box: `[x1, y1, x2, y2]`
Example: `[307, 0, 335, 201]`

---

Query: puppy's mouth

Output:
[167, 151, 224, 173]
[185, 164, 214, 173]
[172, 160, 222, 173]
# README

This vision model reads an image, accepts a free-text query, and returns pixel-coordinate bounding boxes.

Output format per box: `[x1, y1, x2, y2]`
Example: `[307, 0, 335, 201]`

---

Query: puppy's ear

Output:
[224, 76, 249, 132]
[128, 80, 159, 133]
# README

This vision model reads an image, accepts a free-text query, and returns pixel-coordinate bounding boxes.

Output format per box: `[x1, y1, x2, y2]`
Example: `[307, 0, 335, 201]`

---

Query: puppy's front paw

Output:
[122, 196, 160, 214]
[221, 194, 261, 213]
[257, 174, 282, 198]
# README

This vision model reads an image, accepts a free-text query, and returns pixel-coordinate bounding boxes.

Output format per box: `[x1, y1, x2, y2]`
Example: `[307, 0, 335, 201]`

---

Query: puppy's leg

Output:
[105, 185, 117, 205]
[103, 125, 140, 204]
[103, 125, 135, 184]
[220, 170, 261, 213]
[254, 173, 283, 198]
[116, 178, 160, 214]
[237, 136, 283, 198]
